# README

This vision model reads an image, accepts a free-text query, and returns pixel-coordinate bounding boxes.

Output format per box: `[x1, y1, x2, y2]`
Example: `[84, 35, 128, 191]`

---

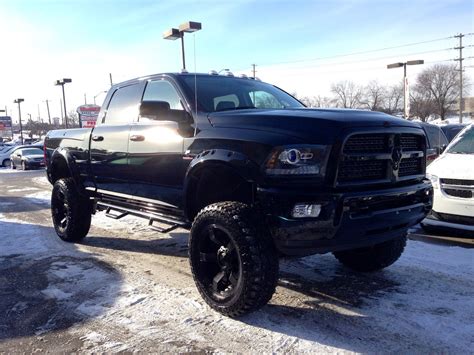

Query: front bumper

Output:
[258, 180, 433, 256]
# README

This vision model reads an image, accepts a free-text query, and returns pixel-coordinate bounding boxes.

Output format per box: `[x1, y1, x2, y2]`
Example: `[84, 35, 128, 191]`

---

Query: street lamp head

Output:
[387, 62, 404, 69]
[407, 60, 424, 66]
[54, 78, 72, 86]
[163, 28, 181, 40]
[14, 98, 24, 104]
[179, 21, 202, 33]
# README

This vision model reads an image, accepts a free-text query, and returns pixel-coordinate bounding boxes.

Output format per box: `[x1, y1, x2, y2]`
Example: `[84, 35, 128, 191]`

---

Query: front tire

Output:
[2, 159, 10, 168]
[51, 178, 92, 242]
[189, 202, 279, 317]
[333, 235, 407, 272]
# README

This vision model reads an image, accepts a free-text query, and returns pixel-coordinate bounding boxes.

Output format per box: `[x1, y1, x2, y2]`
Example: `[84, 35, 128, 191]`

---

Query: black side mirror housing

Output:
[139, 100, 192, 124]
[139, 100, 171, 118]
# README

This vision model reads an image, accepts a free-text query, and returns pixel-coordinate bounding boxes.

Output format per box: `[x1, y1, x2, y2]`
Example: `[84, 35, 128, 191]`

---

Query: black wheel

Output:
[333, 235, 407, 272]
[189, 202, 279, 317]
[2, 159, 10, 168]
[21, 161, 27, 170]
[51, 178, 92, 242]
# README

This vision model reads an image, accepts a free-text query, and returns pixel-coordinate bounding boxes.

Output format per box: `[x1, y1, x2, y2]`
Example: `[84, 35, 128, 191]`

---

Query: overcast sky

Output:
[0, 0, 472, 122]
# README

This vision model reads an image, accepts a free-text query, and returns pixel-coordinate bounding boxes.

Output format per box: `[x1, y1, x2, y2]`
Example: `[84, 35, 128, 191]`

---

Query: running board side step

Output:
[96, 201, 190, 234]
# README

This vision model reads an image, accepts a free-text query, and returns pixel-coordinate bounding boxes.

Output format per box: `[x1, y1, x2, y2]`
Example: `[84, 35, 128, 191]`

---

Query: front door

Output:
[127, 79, 193, 208]
[90, 82, 145, 194]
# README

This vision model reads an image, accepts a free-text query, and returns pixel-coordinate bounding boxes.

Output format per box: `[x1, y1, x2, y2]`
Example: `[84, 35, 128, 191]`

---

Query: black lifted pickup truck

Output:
[45, 72, 432, 317]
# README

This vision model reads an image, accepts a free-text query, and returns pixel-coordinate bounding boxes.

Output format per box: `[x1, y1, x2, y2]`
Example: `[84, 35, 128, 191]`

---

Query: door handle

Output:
[130, 135, 145, 142]
[91, 135, 104, 142]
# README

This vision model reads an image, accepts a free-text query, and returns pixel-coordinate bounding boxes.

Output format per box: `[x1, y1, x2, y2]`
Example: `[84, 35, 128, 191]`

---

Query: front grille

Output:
[400, 134, 423, 151]
[343, 134, 387, 153]
[441, 178, 474, 186]
[443, 189, 472, 198]
[338, 133, 425, 185]
[338, 160, 387, 182]
[399, 158, 422, 177]
[434, 211, 474, 226]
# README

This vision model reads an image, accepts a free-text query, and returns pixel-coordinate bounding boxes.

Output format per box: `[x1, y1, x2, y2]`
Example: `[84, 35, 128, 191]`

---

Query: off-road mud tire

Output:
[51, 178, 91, 242]
[333, 235, 407, 272]
[189, 201, 279, 317]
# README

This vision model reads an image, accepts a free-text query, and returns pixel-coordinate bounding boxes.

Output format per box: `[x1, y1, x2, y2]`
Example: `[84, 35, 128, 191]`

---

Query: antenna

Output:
[193, 33, 198, 135]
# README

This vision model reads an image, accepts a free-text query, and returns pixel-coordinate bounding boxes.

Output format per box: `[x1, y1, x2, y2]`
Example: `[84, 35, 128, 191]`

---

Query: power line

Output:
[258, 47, 454, 71]
[259, 35, 455, 67]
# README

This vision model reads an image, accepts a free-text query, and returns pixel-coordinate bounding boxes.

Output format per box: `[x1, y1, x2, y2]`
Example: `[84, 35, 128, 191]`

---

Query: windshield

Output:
[178, 75, 304, 113]
[446, 125, 474, 154]
[21, 148, 43, 156]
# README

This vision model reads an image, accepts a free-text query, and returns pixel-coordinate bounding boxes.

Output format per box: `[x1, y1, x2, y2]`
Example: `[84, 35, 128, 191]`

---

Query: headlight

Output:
[265, 145, 331, 176]
[426, 173, 439, 189]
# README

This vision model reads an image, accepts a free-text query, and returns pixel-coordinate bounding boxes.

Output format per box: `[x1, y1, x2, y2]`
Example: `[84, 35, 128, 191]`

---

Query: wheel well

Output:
[50, 157, 71, 183]
[186, 165, 254, 221]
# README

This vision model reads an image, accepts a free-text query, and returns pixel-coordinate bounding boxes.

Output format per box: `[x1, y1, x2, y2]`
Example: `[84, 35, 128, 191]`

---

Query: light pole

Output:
[163, 21, 202, 70]
[387, 60, 424, 118]
[54, 78, 72, 128]
[93, 90, 107, 105]
[44, 100, 51, 125]
[14, 98, 24, 144]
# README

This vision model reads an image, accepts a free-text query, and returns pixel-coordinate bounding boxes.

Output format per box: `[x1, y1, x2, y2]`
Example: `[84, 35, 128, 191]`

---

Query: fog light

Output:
[292, 204, 321, 218]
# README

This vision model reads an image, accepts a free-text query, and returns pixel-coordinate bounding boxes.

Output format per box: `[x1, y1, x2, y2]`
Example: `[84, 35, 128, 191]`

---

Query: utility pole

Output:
[251, 64, 257, 79]
[37, 104, 41, 122]
[45, 100, 51, 125]
[454, 33, 464, 123]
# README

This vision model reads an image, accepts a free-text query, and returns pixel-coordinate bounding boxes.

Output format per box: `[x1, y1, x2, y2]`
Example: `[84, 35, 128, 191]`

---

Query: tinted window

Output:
[178, 76, 303, 112]
[105, 83, 144, 124]
[143, 80, 184, 110]
[424, 125, 448, 149]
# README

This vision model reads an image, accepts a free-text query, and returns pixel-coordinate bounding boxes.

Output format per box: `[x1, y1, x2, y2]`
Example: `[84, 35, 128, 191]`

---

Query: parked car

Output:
[44, 72, 432, 317]
[440, 124, 466, 142]
[10, 147, 45, 170]
[423, 124, 474, 235]
[417, 122, 449, 165]
[0, 145, 18, 167]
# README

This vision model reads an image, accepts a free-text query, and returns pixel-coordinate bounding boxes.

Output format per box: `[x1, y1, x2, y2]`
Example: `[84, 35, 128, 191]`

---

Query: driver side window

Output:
[143, 80, 184, 111]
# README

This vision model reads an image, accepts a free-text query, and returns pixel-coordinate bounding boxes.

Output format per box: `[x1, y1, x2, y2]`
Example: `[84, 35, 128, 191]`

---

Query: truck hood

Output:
[208, 108, 420, 143]
[427, 153, 474, 180]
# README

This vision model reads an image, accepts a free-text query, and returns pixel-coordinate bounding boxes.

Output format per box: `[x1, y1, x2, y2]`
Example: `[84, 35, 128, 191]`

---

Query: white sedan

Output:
[422, 124, 474, 235]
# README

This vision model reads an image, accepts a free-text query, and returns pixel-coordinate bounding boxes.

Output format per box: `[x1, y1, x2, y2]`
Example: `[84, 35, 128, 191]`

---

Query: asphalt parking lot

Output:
[0, 168, 473, 353]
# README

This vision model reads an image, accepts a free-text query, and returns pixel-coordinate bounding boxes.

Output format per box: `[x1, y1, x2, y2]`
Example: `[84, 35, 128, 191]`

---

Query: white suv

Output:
[422, 124, 474, 235]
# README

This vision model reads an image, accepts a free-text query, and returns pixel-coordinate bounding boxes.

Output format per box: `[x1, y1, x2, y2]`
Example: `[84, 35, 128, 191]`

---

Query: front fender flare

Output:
[183, 149, 262, 219]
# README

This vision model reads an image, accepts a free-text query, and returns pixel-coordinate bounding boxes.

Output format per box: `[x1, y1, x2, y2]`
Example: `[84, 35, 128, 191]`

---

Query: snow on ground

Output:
[1, 172, 473, 352]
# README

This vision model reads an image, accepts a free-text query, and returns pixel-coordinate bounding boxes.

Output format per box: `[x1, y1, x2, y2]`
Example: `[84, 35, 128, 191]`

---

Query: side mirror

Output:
[139, 100, 171, 118]
[139, 100, 193, 124]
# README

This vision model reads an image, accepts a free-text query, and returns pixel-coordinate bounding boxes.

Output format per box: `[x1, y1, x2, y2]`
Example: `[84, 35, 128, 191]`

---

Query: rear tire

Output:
[189, 202, 279, 317]
[333, 235, 407, 272]
[51, 178, 92, 242]
[10, 160, 15, 169]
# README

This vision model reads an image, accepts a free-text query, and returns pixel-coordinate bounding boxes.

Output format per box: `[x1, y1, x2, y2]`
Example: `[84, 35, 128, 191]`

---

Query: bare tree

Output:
[330, 81, 362, 108]
[299, 95, 333, 108]
[382, 83, 404, 115]
[413, 64, 460, 120]
[360, 80, 386, 111]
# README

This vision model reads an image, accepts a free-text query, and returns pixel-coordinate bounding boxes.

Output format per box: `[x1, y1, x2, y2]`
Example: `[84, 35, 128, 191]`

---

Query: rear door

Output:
[127, 78, 192, 207]
[90, 82, 145, 194]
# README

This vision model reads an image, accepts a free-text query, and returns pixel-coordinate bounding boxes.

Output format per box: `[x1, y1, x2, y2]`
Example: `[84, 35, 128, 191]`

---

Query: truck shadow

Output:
[82, 231, 189, 258]
[0, 220, 122, 344]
